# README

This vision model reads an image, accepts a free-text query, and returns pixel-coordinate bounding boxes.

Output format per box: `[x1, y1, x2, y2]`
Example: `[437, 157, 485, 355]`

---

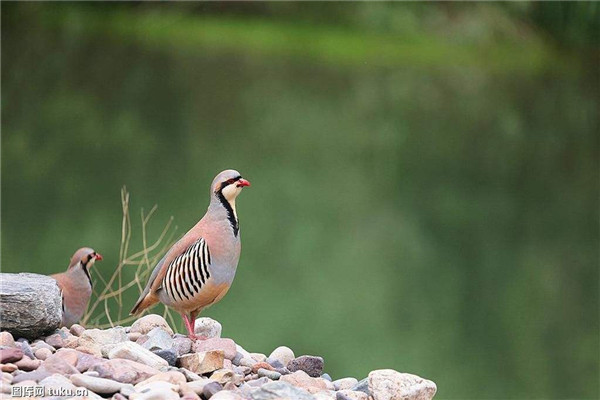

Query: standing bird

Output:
[51, 248, 103, 328]
[130, 169, 250, 339]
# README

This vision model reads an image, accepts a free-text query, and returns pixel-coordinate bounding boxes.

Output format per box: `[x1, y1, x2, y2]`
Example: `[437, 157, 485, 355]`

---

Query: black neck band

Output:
[217, 188, 239, 237]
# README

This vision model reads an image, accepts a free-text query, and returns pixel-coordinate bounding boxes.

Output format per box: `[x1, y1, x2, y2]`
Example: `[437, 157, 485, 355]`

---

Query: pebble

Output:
[142, 327, 173, 351]
[1, 372, 12, 384]
[41, 352, 80, 375]
[16, 340, 35, 360]
[0, 347, 23, 363]
[210, 368, 242, 385]
[44, 333, 65, 348]
[0, 364, 17, 373]
[40, 373, 78, 391]
[203, 381, 224, 399]
[130, 314, 174, 336]
[211, 392, 243, 400]
[107, 341, 169, 370]
[0, 332, 15, 348]
[194, 317, 222, 339]
[239, 357, 255, 368]
[78, 327, 128, 357]
[70, 324, 86, 336]
[368, 369, 437, 400]
[333, 377, 358, 391]
[185, 379, 216, 395]
[180, 367, 203, 382]
[135, 370, 186, 386]
[11, 369, 51, 384]
[251, 361, 274, 373]
[70, 373, 129, 394]
[257, 368, 281, 380]
[14, 356, 41, 371]
[173, 336, 193, 356]
[192, 338, 237, 360]
[281, 370, 328, 393]
[89, 358, 161, 384]
[249, 353, 267, 363]
[351, 378, 369, 394]
[0, 319, 437, 400]
[287, 355, 324, 377]
[337, 390, 368, 400]
[265, 357, 284, 369]
[234, 366, 251, 376]
[268, 346, 295, 367]
[32, 340, 55, 352]
[250, 381, 314, 400]
[153, 349, 178, 366]
[179, 350, 225, 375]
[132, 381, 179, 400]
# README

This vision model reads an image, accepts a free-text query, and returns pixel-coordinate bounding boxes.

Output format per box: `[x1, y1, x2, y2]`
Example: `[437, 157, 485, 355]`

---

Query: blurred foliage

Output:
[1, 2, 598, 399]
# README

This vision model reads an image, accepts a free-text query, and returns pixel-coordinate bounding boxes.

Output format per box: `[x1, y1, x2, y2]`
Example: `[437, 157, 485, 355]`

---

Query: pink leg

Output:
[188, 311, 207, 341]
[181, 313, 198, 340]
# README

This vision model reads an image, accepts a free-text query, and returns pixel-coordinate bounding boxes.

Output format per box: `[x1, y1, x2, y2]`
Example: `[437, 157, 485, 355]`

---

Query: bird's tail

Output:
[130, 292, 159, 316]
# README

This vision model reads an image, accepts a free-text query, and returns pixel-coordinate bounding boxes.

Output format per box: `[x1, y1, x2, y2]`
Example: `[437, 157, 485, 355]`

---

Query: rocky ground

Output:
[0, 315, 437, 400]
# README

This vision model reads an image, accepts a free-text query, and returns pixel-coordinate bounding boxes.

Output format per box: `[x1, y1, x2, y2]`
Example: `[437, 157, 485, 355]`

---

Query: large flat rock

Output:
[0, 273, 62, 339]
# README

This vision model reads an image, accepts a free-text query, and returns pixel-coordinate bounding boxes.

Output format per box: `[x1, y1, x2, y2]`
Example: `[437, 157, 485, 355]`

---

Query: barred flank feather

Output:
[162, 238, 212, 304]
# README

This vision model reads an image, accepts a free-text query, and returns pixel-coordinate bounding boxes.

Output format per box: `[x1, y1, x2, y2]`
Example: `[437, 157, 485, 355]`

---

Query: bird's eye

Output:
[226, 179, 235, 184]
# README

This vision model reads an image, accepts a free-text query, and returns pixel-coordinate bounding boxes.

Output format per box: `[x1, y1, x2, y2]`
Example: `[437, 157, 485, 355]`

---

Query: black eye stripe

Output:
[222, 176, 242, 188]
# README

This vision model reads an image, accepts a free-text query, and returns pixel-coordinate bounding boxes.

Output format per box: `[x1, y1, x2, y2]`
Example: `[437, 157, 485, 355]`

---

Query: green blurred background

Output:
[2, 2, 598, 399]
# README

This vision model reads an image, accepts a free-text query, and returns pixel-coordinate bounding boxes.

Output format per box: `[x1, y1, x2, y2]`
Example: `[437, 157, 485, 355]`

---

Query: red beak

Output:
[237, 178, 251, 187]
[95, 253, 103, 261]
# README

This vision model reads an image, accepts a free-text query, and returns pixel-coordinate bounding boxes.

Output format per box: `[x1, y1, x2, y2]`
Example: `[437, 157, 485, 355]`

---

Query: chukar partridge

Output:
[131, 169, 250, 339]
[51, 247, 103, 327]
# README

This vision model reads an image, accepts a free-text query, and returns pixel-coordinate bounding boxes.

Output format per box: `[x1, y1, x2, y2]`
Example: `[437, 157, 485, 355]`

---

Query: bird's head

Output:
[69, 247, 103, 271]
[211, 169, 251, 203]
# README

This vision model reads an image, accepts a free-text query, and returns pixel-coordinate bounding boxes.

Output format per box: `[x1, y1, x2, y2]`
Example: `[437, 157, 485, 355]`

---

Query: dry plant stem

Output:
[81, 187, 178, 328]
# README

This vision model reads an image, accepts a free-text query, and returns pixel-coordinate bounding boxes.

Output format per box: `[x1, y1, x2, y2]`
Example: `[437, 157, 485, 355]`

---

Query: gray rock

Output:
[173, 336, 193, 357]
[321, 373, 332, 382]
[287, 355, 324, 377]
[142, 327, 174, 352]
[265, 357, 284, 369]
[234, 366, 251, 376]
[334, 377, 359, 391]
[245, 377, 270, 387]
[250, 381, 315, 400]
[179, 367, 203, 382]
[203, 381, 224, 399]
[258, 368, 281, 380]
[70, 374, 129, 394]
[16, 340, 35, 359]
[0, 273, 62, 339]
[351, 378, 369, 394]
[268, 346, 295, 367]
[239, 357, 255, 368]
[194, 317, 222, 339]
[275, 367, 290, 376]
[368, 370, 437, 400]
[153, 349, 177, 366]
